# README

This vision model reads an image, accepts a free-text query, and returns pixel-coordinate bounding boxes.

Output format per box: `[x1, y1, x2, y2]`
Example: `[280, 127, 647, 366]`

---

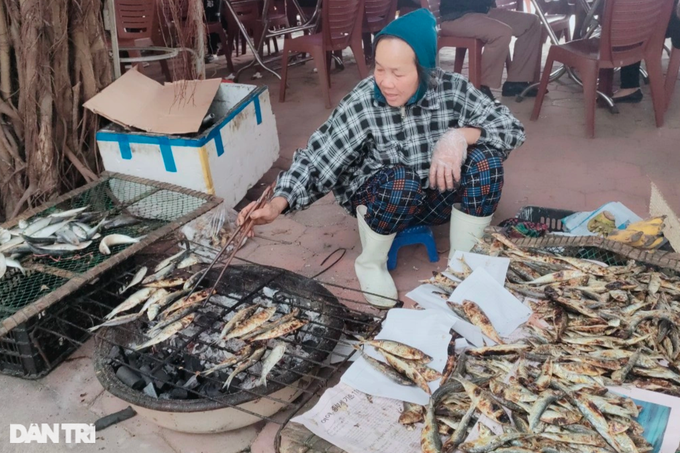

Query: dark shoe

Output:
[204, 54, 217, 64]
[502, 81, 539, 97]
[479, 85, 500, 104]
[613, 89, 643, 104]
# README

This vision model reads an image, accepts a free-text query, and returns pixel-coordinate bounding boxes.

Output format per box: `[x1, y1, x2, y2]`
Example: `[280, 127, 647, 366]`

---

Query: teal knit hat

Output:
[373, 8, 438, 104]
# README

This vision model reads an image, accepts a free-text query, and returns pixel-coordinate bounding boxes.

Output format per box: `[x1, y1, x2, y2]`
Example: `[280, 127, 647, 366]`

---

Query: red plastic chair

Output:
[279, 0, 369, 108]
[420, 0, 483, 87]
[115, 0, 173, 81]
[666, 46, 680, 110]
[531, 0, 675, 138]
[362, 0, 398, 59]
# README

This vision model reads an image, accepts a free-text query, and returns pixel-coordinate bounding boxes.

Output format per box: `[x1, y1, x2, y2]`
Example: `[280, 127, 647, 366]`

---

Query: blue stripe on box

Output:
[214, 131, 225, 157]
[254, 95, 262, 125]
[158, 136, 177, 172]
[97, 132, 202, 147]
[119, 135, 132, 160]
[95, 85, 269, 165]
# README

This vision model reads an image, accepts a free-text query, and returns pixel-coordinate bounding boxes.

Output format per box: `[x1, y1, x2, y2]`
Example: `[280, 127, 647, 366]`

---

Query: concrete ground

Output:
[1, 34, 680, 453]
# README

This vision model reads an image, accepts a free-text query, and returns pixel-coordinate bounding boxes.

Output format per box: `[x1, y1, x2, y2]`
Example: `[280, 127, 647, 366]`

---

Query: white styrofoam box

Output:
[96, 83, 280, 208]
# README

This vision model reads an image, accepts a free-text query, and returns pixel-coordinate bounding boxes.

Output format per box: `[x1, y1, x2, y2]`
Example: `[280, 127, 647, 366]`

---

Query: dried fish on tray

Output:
[414, 231, 680, 453]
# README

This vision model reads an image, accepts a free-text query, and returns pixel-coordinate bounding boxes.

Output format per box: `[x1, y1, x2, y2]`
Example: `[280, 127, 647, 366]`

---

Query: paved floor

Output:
[1, 37, 679, 453]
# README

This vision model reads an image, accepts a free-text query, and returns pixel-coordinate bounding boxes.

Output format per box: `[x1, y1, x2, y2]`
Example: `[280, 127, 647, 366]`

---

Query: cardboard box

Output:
[89, 71, 280, 208]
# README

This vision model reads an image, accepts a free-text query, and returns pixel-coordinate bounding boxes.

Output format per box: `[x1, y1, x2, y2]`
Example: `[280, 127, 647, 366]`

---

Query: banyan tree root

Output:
[0, 0, 112, 221]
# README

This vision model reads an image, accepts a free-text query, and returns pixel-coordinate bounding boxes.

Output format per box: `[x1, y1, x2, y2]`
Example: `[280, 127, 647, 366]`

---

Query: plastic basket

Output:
[514, 206, 676, 264]
[0, 173, 221, 378]
[515, 206, 575, 233]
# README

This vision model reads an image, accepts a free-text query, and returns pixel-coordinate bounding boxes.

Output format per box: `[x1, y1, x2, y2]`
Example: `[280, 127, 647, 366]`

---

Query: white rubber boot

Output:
[449, 205, 493, 258]
[354, 205, 398, 308]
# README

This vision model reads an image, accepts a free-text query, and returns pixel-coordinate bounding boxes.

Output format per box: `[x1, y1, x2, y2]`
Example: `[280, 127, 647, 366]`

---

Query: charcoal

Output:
[195, 311, 218, 327]
[182, 354, 204, 373]
[176, 379, 186, 388]
[126, 358, 140, 371]
[108, 345, 122, 359]
[116, 366, 145, 390]
[94, 407, 137, 431]
[124, 350, 140, 362]
[152, 369, 170, 389]
[183, 374, 200, 390]
[159, 393, 172, 400]
[201, 384, 223, 398]
[142, 382, 158, 398]
[169, 388, 188, 400]
[301, 339, 317, 354]
[139, 365, 153, 385]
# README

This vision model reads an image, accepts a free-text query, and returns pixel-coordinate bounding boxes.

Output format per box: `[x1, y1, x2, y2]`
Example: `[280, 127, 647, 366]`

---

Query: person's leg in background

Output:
[613, 62, 643, 103]
[440, 14, 513, 101]
[204, 0, 222, 62]
[486, 8, 543, 97]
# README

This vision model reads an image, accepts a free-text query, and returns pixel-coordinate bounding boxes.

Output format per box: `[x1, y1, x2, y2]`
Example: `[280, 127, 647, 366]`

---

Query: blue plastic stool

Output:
[387, 225, 439, 271]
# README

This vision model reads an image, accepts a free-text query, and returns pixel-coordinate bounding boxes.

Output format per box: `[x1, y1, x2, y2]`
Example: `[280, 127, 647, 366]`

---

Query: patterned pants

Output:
[351, 148, 504, 235]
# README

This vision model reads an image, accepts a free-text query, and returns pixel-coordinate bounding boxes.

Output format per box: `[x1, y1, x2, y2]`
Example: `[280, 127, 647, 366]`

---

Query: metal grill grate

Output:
[0, 173, 218, 329]
[73, 238, 391, 442]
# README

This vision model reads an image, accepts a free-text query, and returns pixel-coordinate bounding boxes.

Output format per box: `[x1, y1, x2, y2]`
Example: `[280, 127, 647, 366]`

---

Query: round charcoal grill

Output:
[93, 264, 345, 433]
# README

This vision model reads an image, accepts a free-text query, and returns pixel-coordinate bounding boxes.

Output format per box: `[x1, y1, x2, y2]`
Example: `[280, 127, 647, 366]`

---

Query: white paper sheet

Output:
[447, 251, 510, 285]
[449, 268, 533, 338]
[292, 383, 421, 453]
[341, 308, 456, 405]
[405, 284, 491, 347]
[406, 284, 455, 311]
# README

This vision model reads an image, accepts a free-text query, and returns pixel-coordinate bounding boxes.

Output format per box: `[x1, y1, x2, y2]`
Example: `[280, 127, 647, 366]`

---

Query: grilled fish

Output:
[89, 313, 142, 332]
[106, 287, 156, 319]
[462, 300, 504, 344]
[218, 305, 260, 341]
[225, 306, 277, 340]
[381, 350, 431, 394]
[258, 342, 286, 387]
[223, 345, 267, 390]
[119, 266, 148, 294]
[134, 313, 195, 351]
[354, 346, 415, 386]
[356, 336, 432, 362]
[247, 318, 308, 342]
[399, 402, 425, 425]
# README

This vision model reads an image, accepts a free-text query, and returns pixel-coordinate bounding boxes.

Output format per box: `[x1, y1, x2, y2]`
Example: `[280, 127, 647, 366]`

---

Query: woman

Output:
[237, 9, 525, 308]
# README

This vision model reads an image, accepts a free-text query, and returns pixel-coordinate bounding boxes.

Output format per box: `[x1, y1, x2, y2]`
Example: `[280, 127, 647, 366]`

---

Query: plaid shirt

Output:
[274, 69, 525, 213]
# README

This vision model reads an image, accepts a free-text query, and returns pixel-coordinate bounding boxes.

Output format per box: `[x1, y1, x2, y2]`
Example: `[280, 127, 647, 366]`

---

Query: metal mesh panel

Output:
[0, 175, 214, 325]
[0, 270, 68, 319]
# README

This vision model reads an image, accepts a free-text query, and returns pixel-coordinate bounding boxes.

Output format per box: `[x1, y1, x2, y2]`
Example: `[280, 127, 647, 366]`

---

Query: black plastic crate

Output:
[515, 206, 575, 233]
[0, 173, 220, 379]
[514, 205, 675, 265]
[0, 273, 123, 379]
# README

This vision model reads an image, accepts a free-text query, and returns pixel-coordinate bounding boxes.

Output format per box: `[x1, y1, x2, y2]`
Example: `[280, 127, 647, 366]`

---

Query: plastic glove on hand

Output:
[429, 129, 468, 192]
